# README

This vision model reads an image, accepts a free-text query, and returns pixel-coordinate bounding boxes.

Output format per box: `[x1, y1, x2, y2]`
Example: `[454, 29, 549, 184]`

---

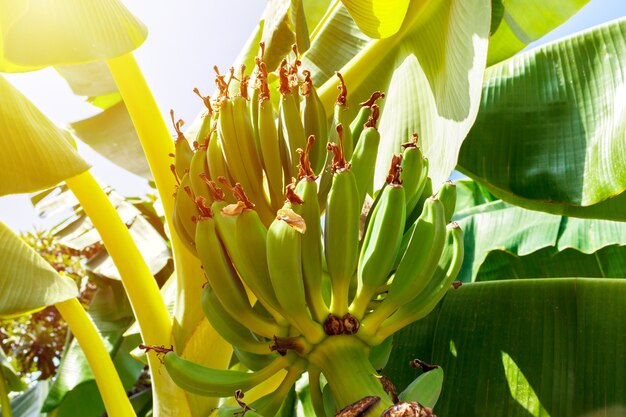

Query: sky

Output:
[1, 0, 626, 232]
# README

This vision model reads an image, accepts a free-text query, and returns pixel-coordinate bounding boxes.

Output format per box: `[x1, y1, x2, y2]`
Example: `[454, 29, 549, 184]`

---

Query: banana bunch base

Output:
[160, 44, 463, 417]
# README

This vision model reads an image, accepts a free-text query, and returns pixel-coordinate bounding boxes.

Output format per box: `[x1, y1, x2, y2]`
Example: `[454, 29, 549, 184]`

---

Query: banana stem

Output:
[0, 368, 11, 417]
[55, 298, 135, 417]
[106, 53, 177, 221]
[65, 172, 176, 415]
[308, 336, 392, 416]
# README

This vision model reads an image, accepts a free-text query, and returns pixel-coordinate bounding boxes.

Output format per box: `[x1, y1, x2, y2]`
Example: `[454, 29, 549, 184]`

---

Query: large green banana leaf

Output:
[476, 245, 626, 281]
[487, 0, 590, 65]
[458, 17, 626, 220]
[0, 76, 90, 196]
[385, 278, 626, 417]
[0, 222, 77, 317]
[454, 198, 626, 282]
[302, 0, 491, 192]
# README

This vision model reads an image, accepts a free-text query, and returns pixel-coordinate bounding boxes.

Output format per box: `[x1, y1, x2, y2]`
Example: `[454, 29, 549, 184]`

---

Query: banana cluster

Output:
[164, 44, 463, 417]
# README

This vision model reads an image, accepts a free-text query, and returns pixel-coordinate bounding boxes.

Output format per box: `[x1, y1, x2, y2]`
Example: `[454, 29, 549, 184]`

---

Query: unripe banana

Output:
[294, 139, 330, 322]
[349, 104, 381, 210]
[325, 125, 360, 315]
[205, 180, 286, 325]
[188, 141, 213, 203]
[217, 359, 307, 417]
[301, 70, 328, 175]
[400, 134, 428, 216]
[332, 73, 354, 159]
[230, 69, 274, 223]
[374, 223, 464, 344]
[349, 91, 385, 148]
[266, 204, 325, 344]
[171, 179, 197, 255]
[437, 180, 457, 223]
[278, 59, 307, 175]
[200, 284, 273, 355]
[215, 67, 271, 223]
[163, 349, 292, 397]
[172, 173, 198, 248]
[406, 176, 433, 228]
[359, 197, 447, 338]
[170, 110, 193, 178]
[232, 189, 288, 322]
[194, 199, 281, 339]
[205, 123, 234, 202]
[255, 57, 285, 209]
[350, 155, 406, 319]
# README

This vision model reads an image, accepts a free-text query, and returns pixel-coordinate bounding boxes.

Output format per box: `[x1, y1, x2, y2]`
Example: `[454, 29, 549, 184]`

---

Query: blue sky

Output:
[1, 0, 626, 232]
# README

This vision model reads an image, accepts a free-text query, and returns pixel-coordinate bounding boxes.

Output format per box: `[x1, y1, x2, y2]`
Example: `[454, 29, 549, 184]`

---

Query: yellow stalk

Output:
[106, 54, 176, 221]
[55, 298, 135, 417]
[65, 172, 188, 416]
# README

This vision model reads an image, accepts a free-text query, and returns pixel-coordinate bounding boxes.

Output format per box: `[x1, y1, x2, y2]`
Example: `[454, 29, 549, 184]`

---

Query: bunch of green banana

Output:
[161, 43, 465, 417]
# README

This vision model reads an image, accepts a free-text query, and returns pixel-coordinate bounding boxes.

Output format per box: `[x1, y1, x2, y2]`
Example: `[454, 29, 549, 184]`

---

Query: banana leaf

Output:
[0, 76, 90, 196]
[454, 196, 626, 283]
[385, 278, 626, 417]
[302, 0, 491, 192]
[0, 222, 77, 318]
[0, 380, 49, 417]
[458, 17, 626, 220]
[487, 0, 590, 65]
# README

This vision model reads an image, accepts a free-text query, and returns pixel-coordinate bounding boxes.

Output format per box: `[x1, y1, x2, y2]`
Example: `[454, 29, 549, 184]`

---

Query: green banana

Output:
[324, 125, 360, 315]
[217, 359, 307, 417]
[200, 284, 273, 355]
[194, 200, 281, 339]
[233, 347, 276, 372]
[400, 135, 428, 216]
[255, 57, 285, 209]
[188, 141, 213, 203]
[205, 124, 234, 202]
[172, 173, 198, 248]
[359, 196, 447, 338]
[266, 203, 325, 344]
[375, 222, 464, 343]
[301, 70, 328, 175]
[332, 73, 353, 159]
[231, 76, 274, 223]
[163, 349, 292, 397]
[278, 58, 307, 176]
[406, 176, 433, 228]
[170, 109, 193, 178]
[214, 67, 271, 223]
[349, 91, 385, 148]
[232, 187, 289, 323]
[294, 138, 330, 322]
[437, 180, 457, 223]
[171, 177, 196, 255]
[204, 180, 287, 326]
[350, 154, 406, 319]
[349, 104, 381, 210]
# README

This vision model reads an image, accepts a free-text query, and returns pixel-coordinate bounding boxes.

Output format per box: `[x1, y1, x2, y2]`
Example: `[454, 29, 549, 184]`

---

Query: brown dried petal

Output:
[277, 208, 306, 233]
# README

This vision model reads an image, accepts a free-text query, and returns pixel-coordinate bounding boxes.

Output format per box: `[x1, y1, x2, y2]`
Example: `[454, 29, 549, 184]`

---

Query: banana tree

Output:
[1, 0, 625, 416]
